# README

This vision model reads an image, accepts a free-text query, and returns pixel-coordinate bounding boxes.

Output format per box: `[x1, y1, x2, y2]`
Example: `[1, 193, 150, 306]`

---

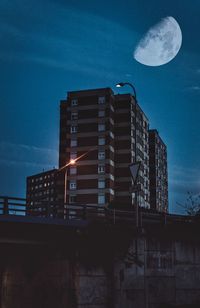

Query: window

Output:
[110, 174, 114, 181]
[109, 131, 114, 139]
[70, 152, 77, 160]
[98, 137, 105, 145]
[69, 195, 77, 203]
[98, 110, 105, 117]
[98, 96, 105, 104]
[98, 193, 105, 204]
[70, 180, 76, 190]
[98, 124, 105, 132]
[98, 165, 105, 174]
[71, 139, 77, 147]
[71, 112, 78, 120]
[70, 167, 77, 175]
[71, 125, 77, 133]
[71, 99, 78, 106]
[98, 179, 105, 189]
[98, 151, 105, 160]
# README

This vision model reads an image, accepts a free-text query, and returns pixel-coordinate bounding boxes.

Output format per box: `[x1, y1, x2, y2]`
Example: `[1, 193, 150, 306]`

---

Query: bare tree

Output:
[177, 192, 200, 215]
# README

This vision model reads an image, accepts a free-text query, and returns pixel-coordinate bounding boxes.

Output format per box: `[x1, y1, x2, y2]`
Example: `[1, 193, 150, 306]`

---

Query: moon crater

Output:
[134, 17, 182, 66]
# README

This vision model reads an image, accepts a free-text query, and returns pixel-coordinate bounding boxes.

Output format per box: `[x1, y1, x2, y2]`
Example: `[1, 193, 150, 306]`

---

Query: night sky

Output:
[0, 0, 200, 213]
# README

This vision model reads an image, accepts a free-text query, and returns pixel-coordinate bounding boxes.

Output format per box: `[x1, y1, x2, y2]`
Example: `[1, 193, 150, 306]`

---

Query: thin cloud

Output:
[185, 85, 200, 91]
[0, 3, 135, 79]
[0, 142, 58, 168]
[0, 158, 54, 169]
[169, 164, 200, 195]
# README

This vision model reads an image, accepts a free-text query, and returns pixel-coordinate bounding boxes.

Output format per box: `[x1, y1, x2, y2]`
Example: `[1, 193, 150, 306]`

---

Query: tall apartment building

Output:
[59, 88, 115, 206]
[149, 129, 168, 212]
[59, 88, 150, 208]
[114, 94, 149, 208]
[26, 169, 59, 217]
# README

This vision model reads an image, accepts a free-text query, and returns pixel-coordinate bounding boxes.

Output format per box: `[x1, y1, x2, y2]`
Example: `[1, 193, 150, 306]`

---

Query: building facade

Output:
[59, 88, 150, 208]
[149, 129, 168, 212]
[26, 169, 59, 217]
[59, 88, 115, 206]
[114, 94, 149, 208]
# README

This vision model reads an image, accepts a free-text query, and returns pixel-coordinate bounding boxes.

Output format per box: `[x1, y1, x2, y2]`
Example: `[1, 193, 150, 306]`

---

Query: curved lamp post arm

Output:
[116, 82, 137, 101]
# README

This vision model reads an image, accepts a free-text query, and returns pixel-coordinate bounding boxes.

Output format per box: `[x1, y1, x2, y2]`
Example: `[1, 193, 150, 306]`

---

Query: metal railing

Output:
[0, 196, 197, 227]
[0, 196, 26, 216]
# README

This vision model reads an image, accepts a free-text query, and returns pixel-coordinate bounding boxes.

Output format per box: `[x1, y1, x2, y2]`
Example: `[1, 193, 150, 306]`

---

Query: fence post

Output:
[4, 197, 9, 215]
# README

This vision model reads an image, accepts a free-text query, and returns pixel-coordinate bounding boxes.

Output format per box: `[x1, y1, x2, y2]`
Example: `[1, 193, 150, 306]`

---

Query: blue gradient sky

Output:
[0, 0, 200, 213]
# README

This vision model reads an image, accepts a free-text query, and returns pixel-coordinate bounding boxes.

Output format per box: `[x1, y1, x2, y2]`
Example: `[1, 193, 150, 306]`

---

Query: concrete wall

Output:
[74, 236, 200, 308]
[1, 233, 200, 307]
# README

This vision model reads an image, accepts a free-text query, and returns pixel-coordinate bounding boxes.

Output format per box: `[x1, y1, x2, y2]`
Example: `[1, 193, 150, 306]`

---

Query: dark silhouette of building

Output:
[149, 129, 168, 212]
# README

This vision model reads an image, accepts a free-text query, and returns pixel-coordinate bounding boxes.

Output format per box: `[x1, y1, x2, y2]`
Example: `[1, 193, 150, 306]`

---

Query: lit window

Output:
[71, 99, 78, 106]
[71, 125, 77, 133]
[70, 152, 77, 160]
[98, 137, 105, 145]
[98, 165, 105, 174]
[70, 167, 77, 175]
[98, 110, 105, 117]
[98, 151, 105, 160]
[71, 112, 78, 120]
[98, 96, 105, 104]
[98, 124, 105, 131]
[98, 193, 105, 204]
[98, 179, 105, 189]
[70, 181, 76, 190]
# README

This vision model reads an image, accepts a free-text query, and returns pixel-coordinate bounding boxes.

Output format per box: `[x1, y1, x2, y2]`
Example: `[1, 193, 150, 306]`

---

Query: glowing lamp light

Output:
[116, 83, 124, 88]
[69, 159, 76, 165]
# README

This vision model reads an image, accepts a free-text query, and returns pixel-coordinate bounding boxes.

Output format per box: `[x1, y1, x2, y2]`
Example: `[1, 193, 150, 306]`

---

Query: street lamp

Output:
[116, 82, 137, 101]
[64, 159, 75, 204]
[116, 82, 140, 227]
[58, 149, 95, 205]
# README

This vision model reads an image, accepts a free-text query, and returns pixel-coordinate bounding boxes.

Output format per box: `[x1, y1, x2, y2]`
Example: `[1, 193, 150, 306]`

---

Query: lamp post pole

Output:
[64, 167, 68, 204]
[116, 82, 140, 228]
[58, 148, 96, 207]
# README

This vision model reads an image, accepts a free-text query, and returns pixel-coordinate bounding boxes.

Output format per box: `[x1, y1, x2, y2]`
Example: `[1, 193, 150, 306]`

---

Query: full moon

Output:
[133, 16, 182, 66]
